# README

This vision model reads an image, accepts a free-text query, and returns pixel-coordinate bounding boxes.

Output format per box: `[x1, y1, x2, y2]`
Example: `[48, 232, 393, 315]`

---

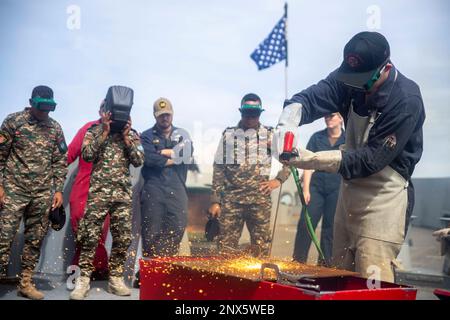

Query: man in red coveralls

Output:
[68, 102, 110, 279]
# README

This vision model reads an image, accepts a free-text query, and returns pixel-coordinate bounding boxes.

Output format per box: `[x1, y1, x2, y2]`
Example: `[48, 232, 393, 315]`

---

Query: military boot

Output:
[70, 276, 91, 300]
[17, 270, 44, 300]
[108, 276, 131, 296]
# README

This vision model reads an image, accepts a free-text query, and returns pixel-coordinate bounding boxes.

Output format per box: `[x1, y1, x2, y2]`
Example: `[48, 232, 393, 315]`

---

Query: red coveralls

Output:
[68, 120, 110, 274]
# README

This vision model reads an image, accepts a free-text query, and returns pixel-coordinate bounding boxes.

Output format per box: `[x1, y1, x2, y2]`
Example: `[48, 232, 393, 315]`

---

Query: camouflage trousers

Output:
[77, 193, 132, 278]
[0, 186, 52, 274]
[217, 198, 272, 257]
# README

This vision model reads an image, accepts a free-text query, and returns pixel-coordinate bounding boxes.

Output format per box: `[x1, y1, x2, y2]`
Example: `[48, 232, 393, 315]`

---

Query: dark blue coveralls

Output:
[286, 66, 425, 268]
[140, 125, 192, 257]
[293, 128, 345, 265]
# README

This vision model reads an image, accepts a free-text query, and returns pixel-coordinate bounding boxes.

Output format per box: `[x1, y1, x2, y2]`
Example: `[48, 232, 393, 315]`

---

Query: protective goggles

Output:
[30, 97, 57, 112]
[240, 108, 263, 118]
[240, 103, 264, 116]
[363, 65, 386, 91]
[345, 63, 388, 93]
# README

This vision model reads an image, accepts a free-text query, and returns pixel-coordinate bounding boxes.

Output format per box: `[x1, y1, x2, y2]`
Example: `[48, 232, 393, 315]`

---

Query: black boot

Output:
[132, 270, 140, 288]
[0, 265, 18, 284]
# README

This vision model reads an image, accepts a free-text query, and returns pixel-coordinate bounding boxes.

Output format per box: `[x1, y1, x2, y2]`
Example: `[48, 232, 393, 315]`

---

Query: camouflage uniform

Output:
[211, 122, 290, 256]
[77, 124, 144, 278]
[0, 108, 67, 275]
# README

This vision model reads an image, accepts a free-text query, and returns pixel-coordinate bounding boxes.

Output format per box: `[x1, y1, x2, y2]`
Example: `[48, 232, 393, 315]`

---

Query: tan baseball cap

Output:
[153, 97, 173, 117]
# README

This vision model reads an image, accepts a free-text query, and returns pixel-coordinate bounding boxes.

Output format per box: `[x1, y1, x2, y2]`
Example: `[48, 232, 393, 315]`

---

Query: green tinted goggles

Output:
[240, 103, 264, 111]
[30, 97, 57, 112]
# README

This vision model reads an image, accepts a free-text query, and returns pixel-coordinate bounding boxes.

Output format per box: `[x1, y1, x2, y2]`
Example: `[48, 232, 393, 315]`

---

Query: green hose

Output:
[290, 166, 326, 262]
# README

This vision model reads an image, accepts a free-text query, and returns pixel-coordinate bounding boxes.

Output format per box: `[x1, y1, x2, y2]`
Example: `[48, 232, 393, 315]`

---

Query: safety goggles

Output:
[241, 103, 263, 110]
[240, 109, 262, 118]
[30, 97, 57, 112]
[344, 63, 388, 93]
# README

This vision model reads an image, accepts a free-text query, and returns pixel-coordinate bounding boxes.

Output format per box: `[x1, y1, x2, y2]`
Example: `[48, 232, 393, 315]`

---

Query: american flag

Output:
[250, 5, 287, 70]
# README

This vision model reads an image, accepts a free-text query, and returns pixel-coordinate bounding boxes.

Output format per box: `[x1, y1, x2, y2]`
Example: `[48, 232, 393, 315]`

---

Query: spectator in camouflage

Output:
[70, 110, 144, 300]
[208, 93, 290, 257]
[0, 85, 67, 299]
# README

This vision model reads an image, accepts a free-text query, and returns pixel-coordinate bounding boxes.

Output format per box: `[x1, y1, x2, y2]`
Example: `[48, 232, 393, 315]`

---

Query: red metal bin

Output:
[139, 256, 417, 300]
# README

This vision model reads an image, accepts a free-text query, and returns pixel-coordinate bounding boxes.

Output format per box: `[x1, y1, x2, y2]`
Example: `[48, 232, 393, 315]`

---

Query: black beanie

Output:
[241, 93, 262, 106]
[31, 85, 54, 99]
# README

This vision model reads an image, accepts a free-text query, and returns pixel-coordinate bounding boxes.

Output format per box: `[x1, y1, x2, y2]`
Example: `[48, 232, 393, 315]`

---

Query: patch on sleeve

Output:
[383, 134, 397, 150]
[57, 136, 68, 154]
[0, 131, 9, 145]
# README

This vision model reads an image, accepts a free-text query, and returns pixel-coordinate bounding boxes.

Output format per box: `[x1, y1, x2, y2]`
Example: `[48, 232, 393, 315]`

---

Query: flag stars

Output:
[250, 12, 287, 70]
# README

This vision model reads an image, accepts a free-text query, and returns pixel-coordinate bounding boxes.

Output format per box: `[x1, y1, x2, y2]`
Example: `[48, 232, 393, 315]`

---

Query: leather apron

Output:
[335, 102, 408, 245]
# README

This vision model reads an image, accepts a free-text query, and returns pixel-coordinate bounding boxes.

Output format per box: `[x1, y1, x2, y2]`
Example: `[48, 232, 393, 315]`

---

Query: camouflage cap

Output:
[153, 97, 173, 117]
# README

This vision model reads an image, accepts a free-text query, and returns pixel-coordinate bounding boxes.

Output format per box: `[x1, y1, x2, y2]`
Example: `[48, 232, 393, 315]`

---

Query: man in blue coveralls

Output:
[139, 98, 193, 260]
[277, 31, 425, 282]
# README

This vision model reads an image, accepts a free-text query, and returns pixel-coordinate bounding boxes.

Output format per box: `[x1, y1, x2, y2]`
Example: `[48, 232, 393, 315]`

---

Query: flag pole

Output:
[284, 1, 288, 99]
[269, 2, 288, 258]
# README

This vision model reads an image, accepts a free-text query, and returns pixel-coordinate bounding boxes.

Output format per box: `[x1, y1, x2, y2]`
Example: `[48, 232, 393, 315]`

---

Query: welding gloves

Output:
[277, 103, 303, 130]
[433, 228, 450, 241]
[286, 148, 343, 173]
[276, 102, 342, 173]
[275, 103, 303, 156]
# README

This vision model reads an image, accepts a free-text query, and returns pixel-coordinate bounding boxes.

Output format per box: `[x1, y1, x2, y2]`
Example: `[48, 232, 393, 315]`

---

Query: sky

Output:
[0, 0, 449, 177]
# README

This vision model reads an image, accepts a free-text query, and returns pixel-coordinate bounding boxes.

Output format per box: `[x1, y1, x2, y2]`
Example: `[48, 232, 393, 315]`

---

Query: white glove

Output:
[277, 103, 303, 130]
[287, 149, 342, 173]
[433, 228, 450, 241]
[275, 103, 303, 158]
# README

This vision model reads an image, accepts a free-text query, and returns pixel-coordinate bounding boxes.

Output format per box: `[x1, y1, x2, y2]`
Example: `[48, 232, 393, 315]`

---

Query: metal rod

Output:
[269, 2, 289, 258]
[284, 1, 288, 99]
[285, 64, 288, 99]
[269, 184, 283, 257]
